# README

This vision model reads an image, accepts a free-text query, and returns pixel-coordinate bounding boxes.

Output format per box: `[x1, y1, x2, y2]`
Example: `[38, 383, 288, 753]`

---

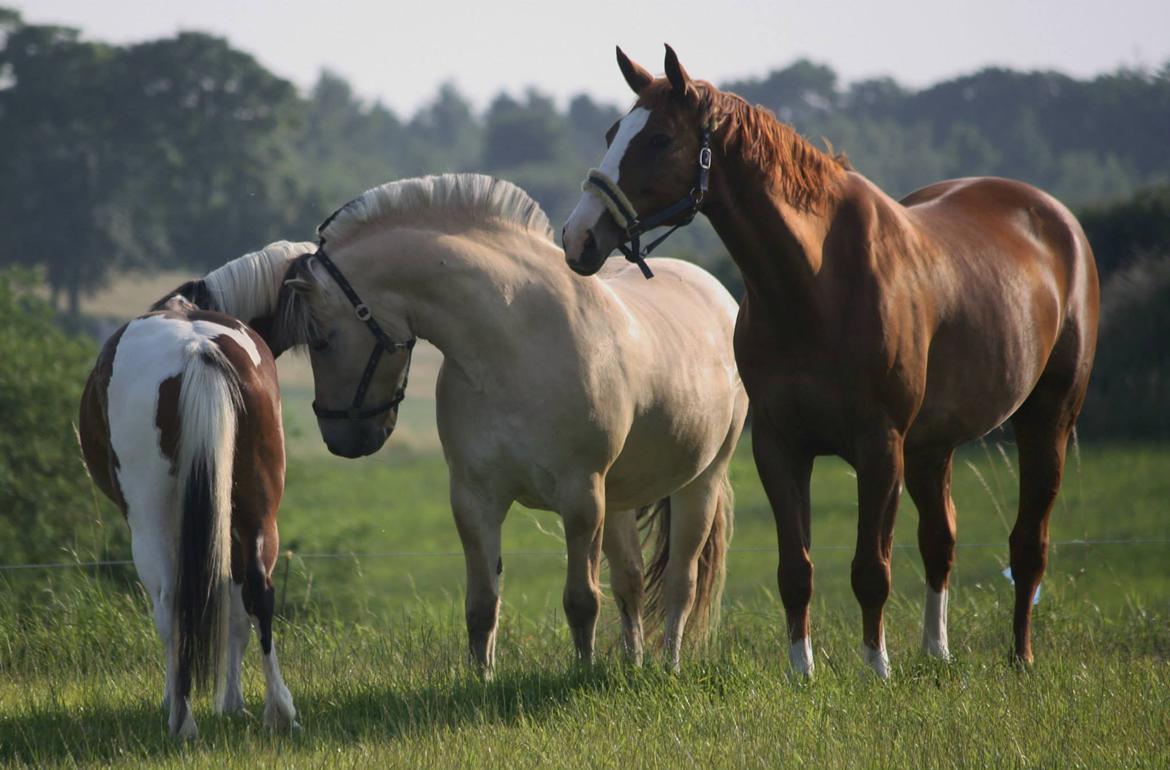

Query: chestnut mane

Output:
[640, 81, 850, 211]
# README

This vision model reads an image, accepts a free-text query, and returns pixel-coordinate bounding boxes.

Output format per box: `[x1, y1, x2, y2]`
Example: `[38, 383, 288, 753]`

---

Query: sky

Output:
[15, 0, 1170, 116]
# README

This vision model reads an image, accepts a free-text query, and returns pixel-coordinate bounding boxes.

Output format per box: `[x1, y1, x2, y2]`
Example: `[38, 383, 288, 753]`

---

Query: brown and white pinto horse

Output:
[79, 295, 297, 737]
[563, 46, 1099, 676]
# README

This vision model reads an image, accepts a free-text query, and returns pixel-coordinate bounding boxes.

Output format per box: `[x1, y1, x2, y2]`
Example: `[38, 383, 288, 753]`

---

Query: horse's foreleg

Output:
[752, 423, 816, 677]
[451, 479, 509, 676]
[851, 429, 905, 679]
[905, 449, 957, 661]
[601, 508, 644, 666]
[562, 477, 605, 665]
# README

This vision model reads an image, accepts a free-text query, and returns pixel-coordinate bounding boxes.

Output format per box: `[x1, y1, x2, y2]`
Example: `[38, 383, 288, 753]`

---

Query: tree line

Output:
[3, 8, 1170, 318]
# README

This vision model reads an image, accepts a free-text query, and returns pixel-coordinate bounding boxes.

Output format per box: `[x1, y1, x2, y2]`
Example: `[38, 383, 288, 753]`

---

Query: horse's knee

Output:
[778, 554, 813, 611]
[850, 555, 891, 609]
[919, 525, 956, 591]
[465, 595, 499, 638]
[563, 584, 601, 629]
[611, 563, 644, 609]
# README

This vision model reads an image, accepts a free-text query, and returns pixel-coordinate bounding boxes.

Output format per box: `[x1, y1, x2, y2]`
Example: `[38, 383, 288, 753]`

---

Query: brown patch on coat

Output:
[156, 375, 182, 474]
[79, 325, 129, 516]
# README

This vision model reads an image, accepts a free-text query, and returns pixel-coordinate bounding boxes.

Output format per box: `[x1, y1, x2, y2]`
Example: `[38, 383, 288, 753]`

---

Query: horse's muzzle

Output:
[564, 228, 610, 276]
[318, 419, 391, 458]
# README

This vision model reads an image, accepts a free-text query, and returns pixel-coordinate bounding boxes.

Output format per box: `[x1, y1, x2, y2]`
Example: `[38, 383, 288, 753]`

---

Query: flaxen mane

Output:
[274, 175, 557, 351]
[641, 81, 850, 212]
[318, 173, 556, 249]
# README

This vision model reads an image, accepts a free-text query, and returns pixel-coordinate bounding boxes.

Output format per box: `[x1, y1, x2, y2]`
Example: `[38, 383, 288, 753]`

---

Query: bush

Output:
[0, 269, 123, 564]
[1078, 253, 1170, 439]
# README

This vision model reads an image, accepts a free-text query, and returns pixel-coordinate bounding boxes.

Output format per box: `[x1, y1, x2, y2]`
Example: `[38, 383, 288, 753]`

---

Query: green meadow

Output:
[2, 394, 1168, 767]
[3, 285, 1168, 767]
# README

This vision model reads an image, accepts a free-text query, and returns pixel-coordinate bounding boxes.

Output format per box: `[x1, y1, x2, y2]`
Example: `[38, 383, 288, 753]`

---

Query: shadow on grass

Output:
[0, 663, 644, 764]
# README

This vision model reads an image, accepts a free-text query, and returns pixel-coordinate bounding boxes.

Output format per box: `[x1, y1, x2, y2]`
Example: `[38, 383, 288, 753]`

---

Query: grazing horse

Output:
[562, 46, 1099, 677]
[79, 295, 298, 737]
[274, 174, 747, 670]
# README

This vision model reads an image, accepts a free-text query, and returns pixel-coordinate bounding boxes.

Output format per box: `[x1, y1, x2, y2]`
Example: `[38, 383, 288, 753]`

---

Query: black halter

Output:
[584, 129, 712, 279]
[308, 247, 417, 421]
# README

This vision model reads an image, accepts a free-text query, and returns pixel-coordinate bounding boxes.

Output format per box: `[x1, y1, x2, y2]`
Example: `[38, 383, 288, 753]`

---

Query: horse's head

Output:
[279, 253, 415, 459]
[563, 45, 716, 276]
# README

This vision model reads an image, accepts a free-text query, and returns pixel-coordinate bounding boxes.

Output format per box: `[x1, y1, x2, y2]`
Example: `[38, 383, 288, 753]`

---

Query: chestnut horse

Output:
[79, 294, 298, 737]
[562, 46, 1099, 677]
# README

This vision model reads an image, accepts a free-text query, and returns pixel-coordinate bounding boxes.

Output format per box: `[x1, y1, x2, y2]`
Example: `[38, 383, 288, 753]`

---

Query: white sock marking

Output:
[789, 637, 814, 677]
[922, 586, 951, 660]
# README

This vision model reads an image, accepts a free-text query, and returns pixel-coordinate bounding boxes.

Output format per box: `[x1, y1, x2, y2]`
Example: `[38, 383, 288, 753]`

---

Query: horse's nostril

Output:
[584, 231, 597, 252]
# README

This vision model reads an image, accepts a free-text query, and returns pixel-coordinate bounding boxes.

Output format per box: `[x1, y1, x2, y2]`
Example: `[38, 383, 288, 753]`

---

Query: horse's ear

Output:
[663, 43, 693, 98]
[616, 46, 653, 95]
[284, 277, 313, 295]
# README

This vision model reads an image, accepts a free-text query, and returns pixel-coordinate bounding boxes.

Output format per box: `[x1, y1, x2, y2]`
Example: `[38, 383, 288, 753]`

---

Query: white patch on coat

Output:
[192, 319, 262, 367]
[922, 587, 951, 660]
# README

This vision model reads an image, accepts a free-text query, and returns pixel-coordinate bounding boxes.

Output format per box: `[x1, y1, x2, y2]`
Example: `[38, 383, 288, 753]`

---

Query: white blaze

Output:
[563, 107, 651, 259]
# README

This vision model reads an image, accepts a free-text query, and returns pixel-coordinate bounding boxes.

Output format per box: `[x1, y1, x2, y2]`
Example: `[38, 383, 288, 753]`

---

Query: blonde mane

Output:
[318, 173, 556, 249]
[202, 240, 317, 321]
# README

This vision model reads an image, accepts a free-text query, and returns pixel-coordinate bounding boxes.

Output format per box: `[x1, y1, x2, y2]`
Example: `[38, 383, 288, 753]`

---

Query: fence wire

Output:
[2, 537, 1168, 572]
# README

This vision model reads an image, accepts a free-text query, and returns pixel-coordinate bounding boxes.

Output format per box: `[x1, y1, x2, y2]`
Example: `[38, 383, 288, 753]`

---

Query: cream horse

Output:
[275, 174, 747, 670]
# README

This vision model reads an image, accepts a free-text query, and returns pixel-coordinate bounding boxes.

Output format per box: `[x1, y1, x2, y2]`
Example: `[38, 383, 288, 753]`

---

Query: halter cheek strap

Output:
[309, 248, 417, 421]
[582, 129, 712, 279]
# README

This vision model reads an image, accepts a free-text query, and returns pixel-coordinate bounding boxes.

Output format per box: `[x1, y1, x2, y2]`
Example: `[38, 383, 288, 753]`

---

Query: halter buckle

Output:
[698, 146, 712, 170]
[354, 303, 372, 321]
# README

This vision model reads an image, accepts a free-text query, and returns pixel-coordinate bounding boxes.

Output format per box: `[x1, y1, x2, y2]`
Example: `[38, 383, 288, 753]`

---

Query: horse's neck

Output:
[704, 154, 841, 326]
[355, 228, 550, 378]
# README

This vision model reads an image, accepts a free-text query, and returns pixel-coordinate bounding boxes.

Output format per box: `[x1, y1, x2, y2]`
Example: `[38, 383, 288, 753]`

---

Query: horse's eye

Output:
[309, 337, 330, 353]
[650, 134, 671, 149]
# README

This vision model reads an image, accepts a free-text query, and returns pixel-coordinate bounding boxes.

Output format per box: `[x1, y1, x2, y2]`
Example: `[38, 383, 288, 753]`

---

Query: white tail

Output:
[171, 339, 241, 717]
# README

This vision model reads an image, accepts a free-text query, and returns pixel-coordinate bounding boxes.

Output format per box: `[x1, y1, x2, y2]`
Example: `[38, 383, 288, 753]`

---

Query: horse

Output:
[272, 173, 748, 670]
[79, 268, 305, 737]
[562, 46, 1099, 677]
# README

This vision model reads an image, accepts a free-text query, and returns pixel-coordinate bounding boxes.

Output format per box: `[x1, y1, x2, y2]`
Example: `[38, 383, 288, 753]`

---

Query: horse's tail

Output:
[172, 339, 241, 718]
[639, 471, 735, 644]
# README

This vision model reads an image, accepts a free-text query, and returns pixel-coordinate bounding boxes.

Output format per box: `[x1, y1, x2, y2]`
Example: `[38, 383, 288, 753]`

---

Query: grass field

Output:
[2, 277, 1167, 767]
[2, 436, 1168, 768]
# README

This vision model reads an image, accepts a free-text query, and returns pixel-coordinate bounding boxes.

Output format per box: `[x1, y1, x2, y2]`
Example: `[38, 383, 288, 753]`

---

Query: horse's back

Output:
[82, 307, 282, 525]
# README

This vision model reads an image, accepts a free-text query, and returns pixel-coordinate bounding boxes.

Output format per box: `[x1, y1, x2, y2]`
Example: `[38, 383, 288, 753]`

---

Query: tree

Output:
[0, 17, 121, 322]
[0, 269, 118, 564]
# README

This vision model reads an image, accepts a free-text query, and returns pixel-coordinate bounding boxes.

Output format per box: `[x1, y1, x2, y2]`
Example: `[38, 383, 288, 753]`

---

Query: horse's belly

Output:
[909, 321, 1054, 448]
[603, 402, 734, 509]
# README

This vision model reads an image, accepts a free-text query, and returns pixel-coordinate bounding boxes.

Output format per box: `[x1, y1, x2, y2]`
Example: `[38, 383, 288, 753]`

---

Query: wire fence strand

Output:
[2, 537, 1168, 572]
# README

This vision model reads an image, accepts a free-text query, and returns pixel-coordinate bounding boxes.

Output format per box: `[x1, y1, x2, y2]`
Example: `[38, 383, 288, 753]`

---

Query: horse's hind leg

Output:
[241, 523, 297, 730]
[905, 449, 957, 660]
[127, 492, 195, 737]
[1009, 383, 1086, 663]
[602, 508, 645, 665]
[222, 580, 251, 713]
[657, 475, 721, 670]
[450, 478, 510, 675]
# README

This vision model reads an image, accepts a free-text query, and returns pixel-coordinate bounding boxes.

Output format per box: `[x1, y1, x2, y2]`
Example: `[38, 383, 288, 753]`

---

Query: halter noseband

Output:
[582, 129, 712, 279]
[308, 247, 417, 421]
